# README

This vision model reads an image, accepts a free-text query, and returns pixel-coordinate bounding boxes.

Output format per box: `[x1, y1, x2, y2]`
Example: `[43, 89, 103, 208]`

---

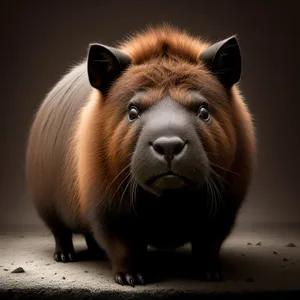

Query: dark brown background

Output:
[0, 0, 299, 229]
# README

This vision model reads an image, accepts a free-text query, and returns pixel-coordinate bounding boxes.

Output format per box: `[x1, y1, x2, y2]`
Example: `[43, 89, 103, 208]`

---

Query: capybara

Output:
[26, 25, 256, 286]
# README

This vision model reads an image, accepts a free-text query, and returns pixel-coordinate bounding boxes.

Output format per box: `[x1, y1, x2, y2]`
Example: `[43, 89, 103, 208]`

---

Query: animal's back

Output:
[26, 62, 91, 232]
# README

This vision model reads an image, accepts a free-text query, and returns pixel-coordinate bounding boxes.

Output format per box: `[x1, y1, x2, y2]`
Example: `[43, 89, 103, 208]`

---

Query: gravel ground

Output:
[0, 223, 299, 299]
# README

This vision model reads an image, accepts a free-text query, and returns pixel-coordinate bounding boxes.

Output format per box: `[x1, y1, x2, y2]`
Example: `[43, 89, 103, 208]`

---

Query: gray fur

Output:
[26, 61, 91, 232]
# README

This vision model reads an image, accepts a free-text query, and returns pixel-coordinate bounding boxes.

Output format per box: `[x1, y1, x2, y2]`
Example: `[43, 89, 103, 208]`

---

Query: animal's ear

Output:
[87, 43, 131, 94]
[199, 36, 241, 89]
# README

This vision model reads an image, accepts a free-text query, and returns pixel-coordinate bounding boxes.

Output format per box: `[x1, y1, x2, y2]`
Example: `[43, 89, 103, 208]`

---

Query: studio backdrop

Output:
[0, 0, 299, 229]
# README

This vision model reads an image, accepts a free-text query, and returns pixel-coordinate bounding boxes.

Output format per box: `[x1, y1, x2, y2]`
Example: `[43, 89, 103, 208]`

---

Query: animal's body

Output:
[26, 25, 256, 286]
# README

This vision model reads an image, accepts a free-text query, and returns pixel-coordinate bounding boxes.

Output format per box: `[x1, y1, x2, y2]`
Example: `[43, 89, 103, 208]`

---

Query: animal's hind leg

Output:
[52, 228, 76, 263]
[41, 211, 76, 263]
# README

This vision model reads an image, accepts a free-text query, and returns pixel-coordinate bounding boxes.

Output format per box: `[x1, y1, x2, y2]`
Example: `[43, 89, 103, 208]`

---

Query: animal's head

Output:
[87, 26, 241, 197]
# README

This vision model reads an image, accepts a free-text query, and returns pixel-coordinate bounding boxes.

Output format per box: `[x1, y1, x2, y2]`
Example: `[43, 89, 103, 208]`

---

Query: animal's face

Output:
[86, 28, 241, 197]
[100, 70, 236, 197]
[130, 91, 210, 196]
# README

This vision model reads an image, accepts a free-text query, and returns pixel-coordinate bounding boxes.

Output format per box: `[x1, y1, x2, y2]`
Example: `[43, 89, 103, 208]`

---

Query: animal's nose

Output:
[152, 136, 186, 161]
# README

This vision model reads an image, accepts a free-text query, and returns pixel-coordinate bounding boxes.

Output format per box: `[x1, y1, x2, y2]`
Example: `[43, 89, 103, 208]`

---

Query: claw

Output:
[53, 253, 60, 262]
[114, 271, 145, 286]
[137, 273, 145, 285]
[125, 274, 135, 287]
[53, 251, 76, 263]
[115, 273, 124, 285]
[61, 253, 66, 263]
[68, 252, 76, 262]
[204, 269, 223, 281]
[205, 272, 211, 281]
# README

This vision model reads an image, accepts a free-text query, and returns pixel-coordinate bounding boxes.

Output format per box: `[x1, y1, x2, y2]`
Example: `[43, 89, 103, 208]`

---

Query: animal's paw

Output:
[53, 250, 76, 263]
[191, 256, 224, 281]
[203, 267, 223, 281]
[114, 271, 145, 287]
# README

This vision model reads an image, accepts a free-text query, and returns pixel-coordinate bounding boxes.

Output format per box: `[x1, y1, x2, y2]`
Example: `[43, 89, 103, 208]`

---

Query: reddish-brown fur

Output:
[72, 26, 256, 217]
[26, 24, 256, 285]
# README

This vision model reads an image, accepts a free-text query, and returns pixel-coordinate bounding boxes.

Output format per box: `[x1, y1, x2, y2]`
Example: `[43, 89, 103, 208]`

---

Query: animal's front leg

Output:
[190, 197, 239, 281]
[93, 224, 147, 286]
[110, 237, 147, 286]
[190, 236, 223, 281]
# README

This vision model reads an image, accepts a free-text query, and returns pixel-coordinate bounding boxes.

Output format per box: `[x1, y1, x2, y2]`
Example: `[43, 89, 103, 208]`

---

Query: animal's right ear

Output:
[87, 43, 131, 94]
[199, 36, 241, 90]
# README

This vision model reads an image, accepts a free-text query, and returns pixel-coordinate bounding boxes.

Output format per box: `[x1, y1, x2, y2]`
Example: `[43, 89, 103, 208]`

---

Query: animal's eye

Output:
[128, 106, 140, 121]
[198, 105, 210, 121]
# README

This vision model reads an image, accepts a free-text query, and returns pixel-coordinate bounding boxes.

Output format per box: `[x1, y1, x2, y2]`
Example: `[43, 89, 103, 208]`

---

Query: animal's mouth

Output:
[146, 171, 192, 189]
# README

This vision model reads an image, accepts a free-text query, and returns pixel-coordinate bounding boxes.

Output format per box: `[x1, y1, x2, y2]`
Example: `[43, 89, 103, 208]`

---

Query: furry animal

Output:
[26, 25, 256, 287]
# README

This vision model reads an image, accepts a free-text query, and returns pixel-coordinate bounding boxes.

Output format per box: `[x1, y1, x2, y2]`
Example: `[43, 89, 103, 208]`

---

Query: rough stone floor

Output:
[0, 223, 299, 299]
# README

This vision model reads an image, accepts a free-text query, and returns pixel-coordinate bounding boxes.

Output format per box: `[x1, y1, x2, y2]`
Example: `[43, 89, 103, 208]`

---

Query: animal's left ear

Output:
[199, 36, 241, 89]
[87, 43, 131, 94]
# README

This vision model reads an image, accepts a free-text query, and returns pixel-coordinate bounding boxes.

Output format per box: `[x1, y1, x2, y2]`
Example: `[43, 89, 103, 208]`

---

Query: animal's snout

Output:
[151, 136, 186, 162]
[131, 98, 210, 195]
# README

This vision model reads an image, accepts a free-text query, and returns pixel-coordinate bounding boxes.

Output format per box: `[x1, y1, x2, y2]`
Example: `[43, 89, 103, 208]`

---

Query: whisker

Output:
[210, 176, 217, 217]
[210, 162, 240, 177]
[105, 163, 131, 192]
[120, 175, 132, 206]
[206, 177, 214, 218]
[129, 176, 134, 212]
[110, 170, 132, 201]
[130, 178, 139, 217]
[134, 180, 139, 215]
[130, 177, 134, 209]
[105, 151, 135, 193]
[209, 167, 229, 191]
[209, 173, 224, 215]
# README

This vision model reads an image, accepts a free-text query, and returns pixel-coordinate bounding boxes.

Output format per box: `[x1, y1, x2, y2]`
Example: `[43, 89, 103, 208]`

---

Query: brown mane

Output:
[119, 24, 210, 64]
